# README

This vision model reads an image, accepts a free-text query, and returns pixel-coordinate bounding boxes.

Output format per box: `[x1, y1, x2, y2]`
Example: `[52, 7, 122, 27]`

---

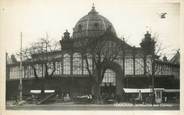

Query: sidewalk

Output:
[6, 101, 179, 110]
[113, 103, 179, 107]
[6, 100, 179, 107]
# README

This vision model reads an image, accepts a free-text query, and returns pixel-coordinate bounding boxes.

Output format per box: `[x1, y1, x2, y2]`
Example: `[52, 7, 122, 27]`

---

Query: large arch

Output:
[103, 61, 124, 95]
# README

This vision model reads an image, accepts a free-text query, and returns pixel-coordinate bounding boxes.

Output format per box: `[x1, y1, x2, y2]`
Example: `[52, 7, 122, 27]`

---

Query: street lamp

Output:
[19, 32, 23, 101]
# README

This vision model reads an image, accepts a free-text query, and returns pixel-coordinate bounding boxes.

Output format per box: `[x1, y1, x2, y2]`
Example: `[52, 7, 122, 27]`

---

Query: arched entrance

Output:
[101, 61, 124, 96]
[101, 69, 116, 98]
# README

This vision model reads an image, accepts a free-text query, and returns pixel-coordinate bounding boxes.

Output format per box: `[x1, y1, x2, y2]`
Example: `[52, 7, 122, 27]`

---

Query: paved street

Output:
[6, 102, 179, 110]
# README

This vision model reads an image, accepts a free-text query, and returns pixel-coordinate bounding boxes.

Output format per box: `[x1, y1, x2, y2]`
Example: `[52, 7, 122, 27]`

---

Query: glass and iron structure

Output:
[6, 5, 180, 100]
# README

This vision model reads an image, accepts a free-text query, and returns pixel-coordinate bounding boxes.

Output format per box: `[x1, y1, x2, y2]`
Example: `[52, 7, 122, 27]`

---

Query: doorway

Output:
[100, 69, 116, 99]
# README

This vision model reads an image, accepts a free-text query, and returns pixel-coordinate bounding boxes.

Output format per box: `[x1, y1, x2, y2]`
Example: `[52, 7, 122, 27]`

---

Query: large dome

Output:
[72, 6, 116, 39]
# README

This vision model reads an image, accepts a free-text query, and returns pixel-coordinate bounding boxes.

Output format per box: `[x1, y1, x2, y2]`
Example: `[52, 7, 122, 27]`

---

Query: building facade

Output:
[6, 6, 180, 100]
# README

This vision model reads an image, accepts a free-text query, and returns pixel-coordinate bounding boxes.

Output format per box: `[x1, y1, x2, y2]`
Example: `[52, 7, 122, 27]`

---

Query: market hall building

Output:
[6, 6, 180, 102]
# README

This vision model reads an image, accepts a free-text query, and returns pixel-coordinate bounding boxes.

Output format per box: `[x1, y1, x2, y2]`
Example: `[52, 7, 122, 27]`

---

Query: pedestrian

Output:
[132, 98, 135, 105]
[116, 95, 121, 103]
[164, 96, 167, 103]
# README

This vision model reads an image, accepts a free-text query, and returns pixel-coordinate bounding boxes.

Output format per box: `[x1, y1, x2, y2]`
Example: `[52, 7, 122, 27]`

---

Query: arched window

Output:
[73, 53, 82, 75]
[55, 61, 62, 75]
[30, 66, 34, 78]
[125, 56, 133, 75]
[146, 56, 152, 75]
[9, 67, 14, 79]
[25, 66, 34, 78]
[102, 69, 116, 86]
[63, 53, 71, 75]
[11, 66, 20, 79]
[83, 53, 92, 75]
[135, 58, 144, 75]
[35, 64, 42, 77]
[47, 62, 54, 75]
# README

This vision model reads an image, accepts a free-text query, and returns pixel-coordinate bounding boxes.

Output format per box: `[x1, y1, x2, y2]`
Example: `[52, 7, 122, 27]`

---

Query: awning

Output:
[164, 89, 180, 93]
[123, 88, 152, 93]
[123, 88, 166, 93]
[44, 90, 55, 93]
[30, 90, 41, 94]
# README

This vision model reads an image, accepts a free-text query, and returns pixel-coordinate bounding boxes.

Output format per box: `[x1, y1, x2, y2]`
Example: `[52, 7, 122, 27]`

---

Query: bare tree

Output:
[18, 38, 60, 79]
[80, 31, 123, 103]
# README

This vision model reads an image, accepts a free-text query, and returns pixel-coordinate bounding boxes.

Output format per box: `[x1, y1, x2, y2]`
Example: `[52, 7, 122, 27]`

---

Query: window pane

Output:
[102, 69, 116, 86]
[63, 54, 71, 75]
[54, 61, 62, 75]
[146, 57, 152, 74]
[135, 58, 144, 75]
[73, 53, 82, 75]
[125, 56, 133, 75]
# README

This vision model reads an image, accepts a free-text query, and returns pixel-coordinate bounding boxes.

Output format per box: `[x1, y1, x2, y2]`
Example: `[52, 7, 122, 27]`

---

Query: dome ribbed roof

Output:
[72, 6, 116, 39]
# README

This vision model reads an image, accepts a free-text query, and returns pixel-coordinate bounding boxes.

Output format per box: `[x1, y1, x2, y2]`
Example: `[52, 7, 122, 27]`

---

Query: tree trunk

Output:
[44, 63, 49, 78]
[92, 83, 102, 104]
[31, 65, 38, 79]
[91, 68, 103, 104]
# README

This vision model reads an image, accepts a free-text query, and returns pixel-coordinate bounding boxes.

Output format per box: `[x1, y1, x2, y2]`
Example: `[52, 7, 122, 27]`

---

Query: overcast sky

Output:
[0, 0, 180, 59]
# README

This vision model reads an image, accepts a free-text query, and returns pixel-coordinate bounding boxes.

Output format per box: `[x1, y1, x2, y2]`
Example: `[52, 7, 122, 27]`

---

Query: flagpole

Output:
[19, 32, 23, 101]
